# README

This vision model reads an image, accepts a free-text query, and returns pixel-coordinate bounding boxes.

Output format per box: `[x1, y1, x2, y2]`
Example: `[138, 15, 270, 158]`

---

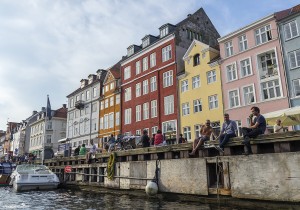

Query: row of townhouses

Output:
[1, 5, 300, 156]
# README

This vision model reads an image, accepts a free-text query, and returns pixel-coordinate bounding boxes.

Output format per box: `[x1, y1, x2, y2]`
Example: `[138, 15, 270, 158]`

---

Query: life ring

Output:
[107, 152, 116, 180]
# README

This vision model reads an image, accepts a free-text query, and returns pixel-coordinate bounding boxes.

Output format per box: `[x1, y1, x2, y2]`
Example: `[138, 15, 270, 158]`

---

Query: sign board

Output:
[64, 165, 72, 173]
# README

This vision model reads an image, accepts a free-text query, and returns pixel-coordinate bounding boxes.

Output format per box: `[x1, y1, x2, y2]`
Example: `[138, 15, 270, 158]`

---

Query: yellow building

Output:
[179, 40, 224, 141]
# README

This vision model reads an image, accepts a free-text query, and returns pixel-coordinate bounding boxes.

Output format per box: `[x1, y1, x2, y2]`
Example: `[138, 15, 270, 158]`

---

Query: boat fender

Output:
[145, 181, 158, 196]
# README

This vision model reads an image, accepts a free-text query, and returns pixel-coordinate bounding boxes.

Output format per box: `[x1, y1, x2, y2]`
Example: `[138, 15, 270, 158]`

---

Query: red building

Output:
[120, 8, 220, 140]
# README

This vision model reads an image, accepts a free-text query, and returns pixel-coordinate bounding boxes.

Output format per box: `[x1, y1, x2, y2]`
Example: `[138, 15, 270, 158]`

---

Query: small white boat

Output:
[10, 164, 60, 192]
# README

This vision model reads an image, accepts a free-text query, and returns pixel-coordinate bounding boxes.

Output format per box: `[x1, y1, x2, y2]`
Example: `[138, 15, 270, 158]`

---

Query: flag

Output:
[47, 95, 52, 120]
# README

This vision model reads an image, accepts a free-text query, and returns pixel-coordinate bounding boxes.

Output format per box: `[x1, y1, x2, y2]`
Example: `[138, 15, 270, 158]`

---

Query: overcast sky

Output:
[0, 0, 298, 130]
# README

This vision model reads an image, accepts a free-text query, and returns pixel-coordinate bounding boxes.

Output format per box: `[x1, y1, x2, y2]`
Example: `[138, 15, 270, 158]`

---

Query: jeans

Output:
[219, 133, 236, 149]
[241, 127, 262, 153]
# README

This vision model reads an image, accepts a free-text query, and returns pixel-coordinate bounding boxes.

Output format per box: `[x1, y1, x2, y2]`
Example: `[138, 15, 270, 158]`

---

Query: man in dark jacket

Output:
[74, 145, 81, 156]
[141, 130, 150, 147]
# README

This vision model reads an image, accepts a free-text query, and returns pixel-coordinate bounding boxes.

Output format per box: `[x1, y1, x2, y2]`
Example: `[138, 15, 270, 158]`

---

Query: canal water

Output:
[0, 187, 299, 210]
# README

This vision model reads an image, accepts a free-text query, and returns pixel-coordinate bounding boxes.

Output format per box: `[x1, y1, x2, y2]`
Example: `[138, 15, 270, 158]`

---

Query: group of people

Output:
[189, 106, 270, 156]
[141, 129, 167, 147]
[73, 139, 97, 163]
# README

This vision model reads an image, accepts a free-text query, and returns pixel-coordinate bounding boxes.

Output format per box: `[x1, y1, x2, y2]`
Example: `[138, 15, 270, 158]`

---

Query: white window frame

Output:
[150, 76, 157, 92]
[192, 75, 200, 89]
[207, 70, 216, 84]
[125, 108, 132, 125]
[208, 95, 218, 110]
[104, 114, 109, 129]
[242, 84, 256, 105]
[110, 96, 114, 107]
[238, 34, 248, 52]
[164, 95, 174, 115]
[116, 94, 120, 104]
[105, 99, 109, 108]
[136, 83, 141, 97]
[152, 126, 158, 135]
[193, 99, 202, 113]
[143, 57, 148, 71]
[109, 112, 114, 128]
[143, 102, 149, 120]
[225, 41, 233, 57]
[288, 49, 300, 69]
[181, 80, 188, 92]
[143, 80, 149, 95]
[163, 70, 173, 88]
[100, 101, 104, 110]
[110, 82, 115, 90]
[228, 89, 240, 108]
[86, 90, 90, 100]
[150, 52, 156, 68]
[226, 62, 238, 82]
[136, 105, 141, 122]
[183, 127, 191, 141]
[151, 100, 157, 118]
[162, 45, 172, 62]
[293, 79, 300, 97]
[125, 87, 131, 102]
[124, 66, 131, 80]
[136, 60, 141, 75]
[261, 79, 282, 100]
[182, 102, 190, 116]
[115, 112, 120, 126]
[284, 20, 299, 41]
[240, 57, 252, 78]
[92, 87, 97, 98]
[255, 24, 272, 45]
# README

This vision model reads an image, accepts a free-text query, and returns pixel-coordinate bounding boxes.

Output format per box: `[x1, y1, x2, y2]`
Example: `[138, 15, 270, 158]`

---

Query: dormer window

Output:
[160, 27, 169, 38]
[193, 54, 200, 66]
[88, 77, 93, 84]
[127, 46, 134, 57]
[142, 38, 150, 48]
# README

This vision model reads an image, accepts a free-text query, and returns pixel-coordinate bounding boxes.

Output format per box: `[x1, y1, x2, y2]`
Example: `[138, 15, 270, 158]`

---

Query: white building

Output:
[66, 69, 107, 151]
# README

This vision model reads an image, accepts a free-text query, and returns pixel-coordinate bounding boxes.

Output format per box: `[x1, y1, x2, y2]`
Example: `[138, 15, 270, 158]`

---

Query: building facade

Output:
[120, 8, 220, 140]
[99, 62, 121, 148]
[66, 70, 106, 150]
[218, 14, 290, 130]
[180, 40, 223, 141]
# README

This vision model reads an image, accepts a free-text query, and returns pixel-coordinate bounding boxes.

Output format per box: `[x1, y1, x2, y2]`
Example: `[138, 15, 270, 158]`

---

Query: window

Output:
[225, 41, 233, 57]
[162, 45, 172, 62]
[182, 102, 190, 116]
[150, 76, 157, 92]
[284, 20, 299, 40]
[70, 98, 74, 108]
[115, 112, 120, 126]
[183, 127, 191, 141]
[136, 105, 141, 122]
[208, 95, 218, 109]
[207, 70, 216, 84]
[110, 82, 115, 90]
[162, 120, 176, 134]
[105, 85, 109, 92]
[195, 125, 201, 139]
[100, 101, 104, 110]
[76, 95, 80, 102]
[239, 35, 248, 51]
[110, 97, 114, 106]
[152, 126, 158, 135]
[136, 130, 141, 136]
[125, 108, 131, 124]
[136, 61, 141, 75]
[150, 53, 156, 68]
[127, 47, 134, 56]
[163, 70, 173, 87]
[86, 90, 90, 100]
[193, 54, 200, 66]
[255, 25, 272, 45]
[143, 103, 149, 120]
[46, 135, 51, 143]
[125, 87, 131, 101]
[136, 83, 141, 97]
[143, 80, 149, 95]
[160, 27, 169, 37]
[81, 93, 85, 101]
[105, 99, 109, 108]
[226, 63, 237, 81]
[164, 95, 174, 115]
[181, 80, 188, 92]
[243, 85, 255, 105]
[193, 99, 202, 113]
[293, 79, 300, 97]
[47, 121, 52, 130]
[109, 113, 114, 128]
[240, 58, 252, 77]
[85, 105, 90, 114]
[104, 114, 109, 129]
[151, 100, 157, 118]
[142, 38, 150, 48]
[288, 49, 300, 69]
[229, 89, 240, 108]
[124, 66, 131, 80]
[92, 102, 97, 112]
[261, 79, 281, 100]
[116, 94, 120, 104]
[69, 112, 74, 120]
[192, 75, 200, 89]
[93, 87, 97, 97]
[259, 52, 278, 78]
[143, 57, 148, 71]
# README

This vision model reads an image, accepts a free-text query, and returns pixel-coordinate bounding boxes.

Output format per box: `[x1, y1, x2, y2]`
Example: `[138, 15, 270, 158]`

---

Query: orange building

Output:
[99, 62, 121, 148]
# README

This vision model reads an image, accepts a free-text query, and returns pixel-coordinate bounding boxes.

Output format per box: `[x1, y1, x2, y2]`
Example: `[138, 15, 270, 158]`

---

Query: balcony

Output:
[259, 66, 278, 80]
[75, 100, 85, 110]
[44, 143, 53, 148]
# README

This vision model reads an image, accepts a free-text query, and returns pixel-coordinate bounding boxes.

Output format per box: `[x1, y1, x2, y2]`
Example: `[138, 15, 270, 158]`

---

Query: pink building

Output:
[218, 14, 289, 133]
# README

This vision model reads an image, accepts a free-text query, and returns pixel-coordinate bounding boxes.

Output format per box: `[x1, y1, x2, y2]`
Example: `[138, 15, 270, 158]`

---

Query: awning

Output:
[58, 138, 70, 143]
[264, 106, 300, 126]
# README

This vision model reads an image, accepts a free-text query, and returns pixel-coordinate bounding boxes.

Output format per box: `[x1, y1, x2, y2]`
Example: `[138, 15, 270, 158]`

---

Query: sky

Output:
[0, 0, 299, 130]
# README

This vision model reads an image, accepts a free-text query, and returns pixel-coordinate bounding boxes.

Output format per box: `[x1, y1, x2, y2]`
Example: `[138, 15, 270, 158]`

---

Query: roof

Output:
[275, 4, 300, 21]
[53, 107, 68, 119]
[207, 55, 221, 64]
[107, 61, 121, 79]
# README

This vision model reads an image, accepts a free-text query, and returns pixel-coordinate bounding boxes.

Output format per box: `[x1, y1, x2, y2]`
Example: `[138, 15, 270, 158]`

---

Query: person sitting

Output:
[274, 119, 284, 133]
[189, 120, 215, 156]
[141, 130, 150, 147]
[107, 134, 116, 152]
[178, 134, 186, 144]
[241, 106, 266, 155]
[86, 140, 97, 163]
[74, 145, 81, 156]
[79, 144, 86, 156]
[216, 113, 238, 153]
[154, 130, 165, 146]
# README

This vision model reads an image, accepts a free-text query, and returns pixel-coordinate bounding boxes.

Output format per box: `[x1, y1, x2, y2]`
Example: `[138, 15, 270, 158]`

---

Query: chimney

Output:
[41, 107, 46, 111]
[187, 14, 191, 17]
[32, 110, 38, 115]
[63, 104, 67, 108]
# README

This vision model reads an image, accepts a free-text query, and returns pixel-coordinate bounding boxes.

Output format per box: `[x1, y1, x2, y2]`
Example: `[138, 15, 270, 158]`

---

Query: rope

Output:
[107, 152, 116, 180]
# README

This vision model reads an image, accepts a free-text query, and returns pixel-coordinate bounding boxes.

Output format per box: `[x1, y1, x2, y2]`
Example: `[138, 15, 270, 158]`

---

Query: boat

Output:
[0, 162, 16, 186]
[10, 164, 60, 192]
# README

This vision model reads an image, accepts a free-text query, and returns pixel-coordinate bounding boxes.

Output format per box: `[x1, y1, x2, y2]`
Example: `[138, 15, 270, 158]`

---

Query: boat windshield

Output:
[16, 165, 49, 172]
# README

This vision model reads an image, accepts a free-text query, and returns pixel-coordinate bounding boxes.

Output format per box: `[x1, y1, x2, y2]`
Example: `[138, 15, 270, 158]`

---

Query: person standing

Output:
[216, 114, 238, 152]
[141, 130, 150, 147]
[154, 130, 164, 146]
[274, 119, 284, 133]
[86, 139, 97, 163]
[241, 106, 266, 155]
[178, 134, 186, 144]
[79, 144, 86, 156]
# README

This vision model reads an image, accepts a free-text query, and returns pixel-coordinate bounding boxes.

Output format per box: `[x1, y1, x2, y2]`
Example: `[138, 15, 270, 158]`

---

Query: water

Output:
[0, 187, 299, 210]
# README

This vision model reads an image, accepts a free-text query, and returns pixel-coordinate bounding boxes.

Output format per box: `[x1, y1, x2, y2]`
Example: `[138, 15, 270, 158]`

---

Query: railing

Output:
[259, 66, 278, 80]
[75, 100, 85, 109]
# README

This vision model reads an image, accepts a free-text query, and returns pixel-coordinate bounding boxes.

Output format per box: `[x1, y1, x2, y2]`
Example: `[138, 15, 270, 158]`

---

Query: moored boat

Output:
[10, 164, 60, 192]
[0, 162, 16, 186]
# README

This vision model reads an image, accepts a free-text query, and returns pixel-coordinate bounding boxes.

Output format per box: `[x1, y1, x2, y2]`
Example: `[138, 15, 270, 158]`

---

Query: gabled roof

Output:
[183, 40, 218, 60]
[275, 4, 300, 21]
[53, 107, 67, 119]
[103, 60, 121, 84]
